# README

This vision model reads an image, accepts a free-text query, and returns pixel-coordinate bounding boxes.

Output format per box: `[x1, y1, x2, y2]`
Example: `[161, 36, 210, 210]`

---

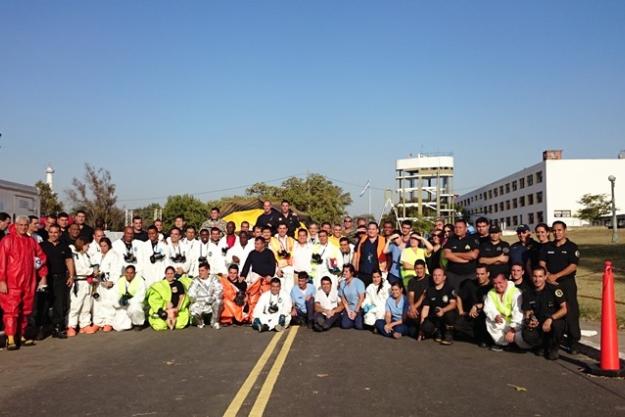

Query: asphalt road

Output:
[1, 326, 625, 417]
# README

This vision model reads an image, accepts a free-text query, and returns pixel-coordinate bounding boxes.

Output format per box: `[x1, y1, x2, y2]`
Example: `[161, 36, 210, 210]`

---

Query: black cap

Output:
[489, 225, 502, 234]
[516, 224, 530, 233]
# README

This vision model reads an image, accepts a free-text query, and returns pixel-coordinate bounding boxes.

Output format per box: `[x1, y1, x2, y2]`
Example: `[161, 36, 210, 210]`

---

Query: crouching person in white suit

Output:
[113, 265, 147, 331]
[188, 262, 223, 329]
[252, 278, 292, 332]
[483, 273, 527, 350]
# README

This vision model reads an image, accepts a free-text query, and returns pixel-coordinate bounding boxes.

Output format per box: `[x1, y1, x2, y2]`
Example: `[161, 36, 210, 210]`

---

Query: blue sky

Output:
[1, 1, 624, 216]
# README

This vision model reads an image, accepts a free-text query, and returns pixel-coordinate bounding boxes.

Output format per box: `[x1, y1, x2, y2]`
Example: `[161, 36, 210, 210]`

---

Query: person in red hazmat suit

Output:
[0, 216, 48, 350]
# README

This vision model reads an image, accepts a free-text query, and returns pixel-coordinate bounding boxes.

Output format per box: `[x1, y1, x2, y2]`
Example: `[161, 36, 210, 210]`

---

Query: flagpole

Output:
[368, 184, 372, 216]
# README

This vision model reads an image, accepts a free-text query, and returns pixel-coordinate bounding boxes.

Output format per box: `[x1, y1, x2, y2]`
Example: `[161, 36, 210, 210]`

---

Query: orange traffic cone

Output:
[587, 260, 625, 377]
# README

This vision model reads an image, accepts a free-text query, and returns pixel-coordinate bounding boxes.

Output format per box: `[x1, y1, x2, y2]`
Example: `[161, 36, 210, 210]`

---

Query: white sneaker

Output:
[275, 324, 284, 332]
[211, 323, 221, 330]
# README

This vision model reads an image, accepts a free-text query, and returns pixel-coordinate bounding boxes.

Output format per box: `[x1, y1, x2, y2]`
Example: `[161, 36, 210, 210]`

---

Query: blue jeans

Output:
[340, 310, 364, 330]
[375, 319, 408, 337]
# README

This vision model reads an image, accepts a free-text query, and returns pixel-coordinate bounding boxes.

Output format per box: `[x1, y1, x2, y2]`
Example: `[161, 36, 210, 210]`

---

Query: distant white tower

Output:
[45, 165, 55, 190]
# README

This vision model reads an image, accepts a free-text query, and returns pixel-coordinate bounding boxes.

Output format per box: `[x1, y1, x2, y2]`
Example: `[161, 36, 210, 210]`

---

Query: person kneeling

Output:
[484, 273, 525, 351]
[290, 271, 315, 327]
[375, 281, 408, 339]
[419, 268, 458, 345]
[339, 264, 366, 330]
[147, 266, 191, 331]
[313, 276, 344, 331]
[520, 267, 567, 360]
[113, 265, 147, 331]
[189, 262, 223, 330]
[252, 278, 292, 332]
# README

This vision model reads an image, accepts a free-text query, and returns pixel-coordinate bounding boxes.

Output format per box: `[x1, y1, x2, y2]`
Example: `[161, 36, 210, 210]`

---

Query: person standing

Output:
[0, 217, 48, 349]
[200, 207, 227, 235]
[442, 219, 479, 291]
[276, 200, 300, 237]
[0, 212, 11, 241]
[255, 201, 281, 235]
[74, 210, 95, 243]
[478, 225, 510, 278]
[131, 216, 148, 242]
[40, 224, 75, 339]
[353, 222, 387, 287]
[539, 220, 581, 354]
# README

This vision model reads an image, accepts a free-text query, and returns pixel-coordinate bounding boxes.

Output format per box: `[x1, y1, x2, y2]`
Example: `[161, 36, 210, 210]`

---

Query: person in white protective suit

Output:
[362, 270, 391, 327]
[67, 237, 98, 336]
[112, 265, 147, 331]
[226, 231, 255, 271]
[182, 226, 199, 277]
[207, 227, 228, 276]
[310, 230, 343, 290]
[166, 227, 191, 278]
[91, 237, 123, 332]
[269, 223, 296, 294]
[112, 226, 143, 275]
[87, 228, 105, 267]
[483, 273, 528, 350]
[252, 278, 292, 332]
[188, 261, 223, 329]
[140, 226, 169, 287]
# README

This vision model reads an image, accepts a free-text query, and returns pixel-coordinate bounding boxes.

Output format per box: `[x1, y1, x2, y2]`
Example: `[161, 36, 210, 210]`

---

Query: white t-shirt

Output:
[315, 288, 340, 310]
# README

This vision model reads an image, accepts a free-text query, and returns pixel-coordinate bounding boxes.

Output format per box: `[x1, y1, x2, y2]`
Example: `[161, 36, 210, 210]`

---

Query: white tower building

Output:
[45, 165, 55, 191]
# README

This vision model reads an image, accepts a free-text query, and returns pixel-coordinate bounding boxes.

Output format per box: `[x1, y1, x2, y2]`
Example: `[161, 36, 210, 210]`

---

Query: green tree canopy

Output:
[577, 193, 612, 224]
[162, 194, 207, 229]
[35, 180, 64, 215]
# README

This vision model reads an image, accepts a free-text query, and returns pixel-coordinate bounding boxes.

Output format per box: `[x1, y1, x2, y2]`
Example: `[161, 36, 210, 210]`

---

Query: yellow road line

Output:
[249, 326, 300, 417]
[223, 331, 284, 417]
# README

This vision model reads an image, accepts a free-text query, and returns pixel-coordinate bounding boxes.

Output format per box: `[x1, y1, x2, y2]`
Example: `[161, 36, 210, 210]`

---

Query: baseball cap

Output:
[516, 224, 530, 233]
[489, 225, 502, 234]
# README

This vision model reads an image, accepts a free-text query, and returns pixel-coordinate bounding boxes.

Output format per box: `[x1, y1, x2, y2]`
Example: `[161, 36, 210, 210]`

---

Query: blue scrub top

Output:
[291, 283, 316, 313]
[388, 243, 402, 277]
[339, 278, 366, 310]
[385, 295, 408, 321]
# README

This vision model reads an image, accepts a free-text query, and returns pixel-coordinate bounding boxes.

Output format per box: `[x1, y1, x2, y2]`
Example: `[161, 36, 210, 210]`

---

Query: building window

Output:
[499, 202, 504, 211]
[554, 210, 572, 218]
[494, 204, 498, 213]
[506, 216, 511, 226]
[494, 188, 498, 197]
[520, 178, 525, 189]
[505, 183, 510, 194]
[483, 192, 487, 200]
[489, 205, 493, 214]
[536, 192, 543, 203]
[520, 196, 525, 207]
[489, 190, 493, 199]
[527, 175, 533, 186]
[499, 185, 504, 195]
[537, 211, 544, 223]
[513, 215, 519, 226]
[499, 218, 504, 225]
[506, 200, 511, 210]
[513, 198, 518, 209]
[536, 171, 543, 183]
[529, 213, 535, 224]
[528, 194, 534, 205]
[512, 181, 517, 191]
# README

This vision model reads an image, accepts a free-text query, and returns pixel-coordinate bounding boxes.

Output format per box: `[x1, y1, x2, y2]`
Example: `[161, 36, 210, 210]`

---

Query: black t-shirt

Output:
[444, 235, 479, 275]
[513, 278, 532, 296]
[407, 275, 431, 304]
[479, 240, 510, 277]
[538, 239, 580, 281]
[522, 283, 566, 322]
[424, 282, 456, 318]
[241, 249, 277, 278]
[79, 224, 95, 243]
[255, 210, 282, 234]
[276, 211, 300, 237]
[41, 241, 73, 276]
[133, 230, 149, 242]
[458, 279, 492, 312]
[473, 234, 490, 247]
[169, 280, 186, 307]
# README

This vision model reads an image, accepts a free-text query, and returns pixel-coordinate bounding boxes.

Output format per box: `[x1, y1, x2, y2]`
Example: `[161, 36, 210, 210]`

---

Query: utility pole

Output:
[609, 175, 618, 243]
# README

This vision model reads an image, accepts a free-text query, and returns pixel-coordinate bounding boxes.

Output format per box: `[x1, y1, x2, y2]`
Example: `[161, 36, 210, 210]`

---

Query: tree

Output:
[245, 174, 352, 224]
[577, 193, 612, 224]
[35, 180, 64, 215]
[162, 194, 208, 229]
[66, 164, 124, 230]
[131, 203, 162, 225]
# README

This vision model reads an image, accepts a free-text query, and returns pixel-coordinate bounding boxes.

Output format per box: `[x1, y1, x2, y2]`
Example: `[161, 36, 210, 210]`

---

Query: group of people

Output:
[0, 203, 581, 360]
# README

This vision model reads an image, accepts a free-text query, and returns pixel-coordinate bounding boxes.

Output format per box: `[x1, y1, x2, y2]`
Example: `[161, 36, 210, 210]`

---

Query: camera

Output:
[171, 254, 187, 263]
[311, 253, 323, 264]
[119, 292, 132, 307]
[198, 256, 207, 263]
[157, 308, 168, 320]
[268, 303, 279, 314]
[150, 253, 165, 264]
[234, 291, 246, 307]
[278, 250, 291, 259]
[124, 252, 137, 263]
[221, 247, 228, 255]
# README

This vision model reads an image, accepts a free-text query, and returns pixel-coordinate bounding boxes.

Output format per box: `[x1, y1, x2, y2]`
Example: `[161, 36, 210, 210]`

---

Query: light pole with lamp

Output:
[608, 175, 618, 243]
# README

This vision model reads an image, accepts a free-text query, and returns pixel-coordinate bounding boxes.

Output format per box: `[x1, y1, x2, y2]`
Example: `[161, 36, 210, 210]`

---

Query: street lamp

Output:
[608, 175, 618, 243]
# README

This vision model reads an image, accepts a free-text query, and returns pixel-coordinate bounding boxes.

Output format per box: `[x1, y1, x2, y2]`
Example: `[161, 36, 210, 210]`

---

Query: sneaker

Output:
[490, 345, 503, 352]
[261, 324, 270, 332]
[78, 327, 88, 334]
[211, 323, 221, 330]
[546, 349, 560, 361]
[102, 325, 113, 332]
[6, 341, 18, 351]
[392, 332, 402, 339]
[67, 327, 77, 337]
[568, 343, 579, 356]
[478, 342, 489, 349]
[196, 322, 205, 329]
[20, 337, 36, 347]
[53, 328, 68, 339]
[440, 333, 453, 345]
[275, 324, 285, 332]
